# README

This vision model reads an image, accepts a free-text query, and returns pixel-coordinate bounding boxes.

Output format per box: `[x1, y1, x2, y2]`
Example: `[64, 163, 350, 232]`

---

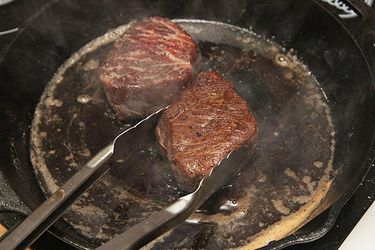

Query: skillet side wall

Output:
[0, 0, 374, 249]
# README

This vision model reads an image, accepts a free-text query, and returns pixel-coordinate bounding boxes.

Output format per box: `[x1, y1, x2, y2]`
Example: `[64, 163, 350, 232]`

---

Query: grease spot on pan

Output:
[30, 20, 336, 249]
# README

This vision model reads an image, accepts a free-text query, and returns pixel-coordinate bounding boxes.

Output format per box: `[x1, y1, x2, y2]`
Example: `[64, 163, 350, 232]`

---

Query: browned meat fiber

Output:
[156, 71, 257, 190]
[100, 17, 198, 120]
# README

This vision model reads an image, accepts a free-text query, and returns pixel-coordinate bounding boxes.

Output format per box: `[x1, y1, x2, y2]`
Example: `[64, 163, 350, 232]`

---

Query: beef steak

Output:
[156, 71, 257, 190]
[100, 17, 198, 120]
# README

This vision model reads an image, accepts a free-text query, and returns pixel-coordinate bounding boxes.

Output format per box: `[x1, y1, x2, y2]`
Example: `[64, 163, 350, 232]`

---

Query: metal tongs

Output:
[97, 138, 249, 250]
[0, 107, 249, 250]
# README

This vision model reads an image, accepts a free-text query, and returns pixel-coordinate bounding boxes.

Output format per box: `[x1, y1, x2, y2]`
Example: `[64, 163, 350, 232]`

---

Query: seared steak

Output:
[100, 17, 198, 120]
[156, 71, 257, 190]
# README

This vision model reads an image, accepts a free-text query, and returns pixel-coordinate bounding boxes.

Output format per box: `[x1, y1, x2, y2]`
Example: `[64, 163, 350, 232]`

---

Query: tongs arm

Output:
[0, 108, 165, 250]
[97, 186, 210, 250]
[0, 143, 114, 250]
[98, 192, 198, 250]
[97, 144, 249, 250]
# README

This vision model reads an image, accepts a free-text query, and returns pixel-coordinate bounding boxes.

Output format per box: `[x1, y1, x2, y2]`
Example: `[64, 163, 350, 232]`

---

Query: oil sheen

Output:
[30, 20, 335, 249]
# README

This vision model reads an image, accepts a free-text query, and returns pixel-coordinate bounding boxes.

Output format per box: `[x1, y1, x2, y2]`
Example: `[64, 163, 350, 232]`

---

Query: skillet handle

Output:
[0, 143, 114, 250]
[314, 0, 375, 77]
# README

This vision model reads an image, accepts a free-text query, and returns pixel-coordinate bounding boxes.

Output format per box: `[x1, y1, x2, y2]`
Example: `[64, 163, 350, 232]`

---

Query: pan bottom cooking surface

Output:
[30, 20, 335, 249]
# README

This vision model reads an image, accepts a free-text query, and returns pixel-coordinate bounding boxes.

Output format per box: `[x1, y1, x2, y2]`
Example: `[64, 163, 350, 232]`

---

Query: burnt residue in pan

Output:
[30, 20, 335, 249]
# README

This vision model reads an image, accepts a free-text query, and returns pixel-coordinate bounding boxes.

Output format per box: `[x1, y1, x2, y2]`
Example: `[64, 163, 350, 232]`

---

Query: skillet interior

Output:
[0, 0, 374, 249]
[29, 18, 335, 249]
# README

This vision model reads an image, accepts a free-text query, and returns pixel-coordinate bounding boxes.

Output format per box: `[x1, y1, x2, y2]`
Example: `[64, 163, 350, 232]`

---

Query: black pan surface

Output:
[0, 0, 374, 249]
[30, 19, 335, 249]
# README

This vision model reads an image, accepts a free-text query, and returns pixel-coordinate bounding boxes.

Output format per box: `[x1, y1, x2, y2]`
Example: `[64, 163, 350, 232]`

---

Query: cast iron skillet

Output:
[0, 0, 374, 249]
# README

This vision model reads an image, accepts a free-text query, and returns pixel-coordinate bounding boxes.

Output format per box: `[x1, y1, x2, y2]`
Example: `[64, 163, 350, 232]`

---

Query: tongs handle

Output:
[0, 144, 114, 250]
[97, 192, 203, 250]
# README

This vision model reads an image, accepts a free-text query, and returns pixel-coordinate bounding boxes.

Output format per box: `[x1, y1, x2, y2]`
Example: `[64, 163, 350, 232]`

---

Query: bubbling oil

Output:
[30, 20, 335, 249]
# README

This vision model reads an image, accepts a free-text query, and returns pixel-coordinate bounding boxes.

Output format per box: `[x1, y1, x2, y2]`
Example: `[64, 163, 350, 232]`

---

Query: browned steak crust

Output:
[156, 71, 257, 190]
[100, 17, 198, 120]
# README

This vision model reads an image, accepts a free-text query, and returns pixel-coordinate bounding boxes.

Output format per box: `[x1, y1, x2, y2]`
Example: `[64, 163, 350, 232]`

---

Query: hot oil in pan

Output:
[30, 20, 335, 249]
